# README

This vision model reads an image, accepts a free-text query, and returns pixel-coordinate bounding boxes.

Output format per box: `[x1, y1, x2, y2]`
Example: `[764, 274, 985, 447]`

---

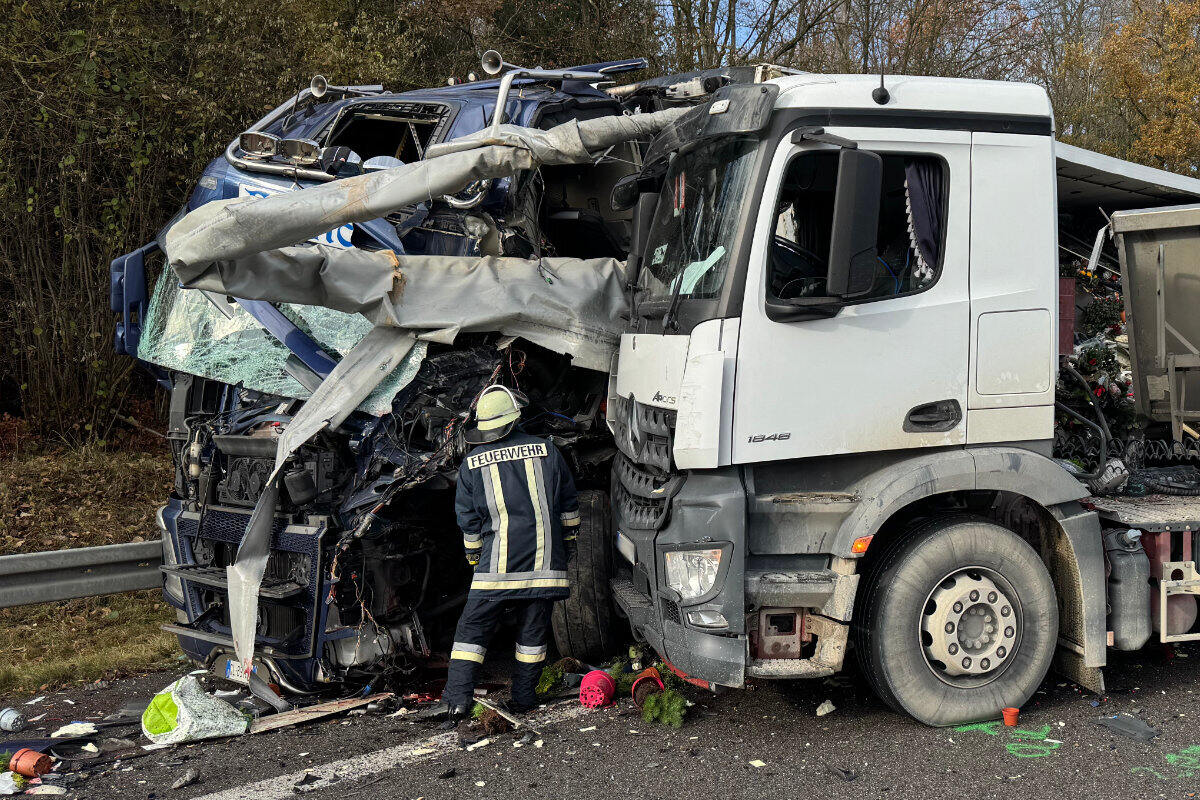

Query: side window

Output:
[767, 151, 946, 302]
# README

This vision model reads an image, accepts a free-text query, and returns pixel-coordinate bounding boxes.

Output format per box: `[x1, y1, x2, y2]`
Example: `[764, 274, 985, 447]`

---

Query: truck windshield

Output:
[638, 136, 758, 306]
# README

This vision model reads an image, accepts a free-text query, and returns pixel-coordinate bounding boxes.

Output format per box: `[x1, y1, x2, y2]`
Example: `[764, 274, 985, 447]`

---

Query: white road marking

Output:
[191, 701, 594, 800]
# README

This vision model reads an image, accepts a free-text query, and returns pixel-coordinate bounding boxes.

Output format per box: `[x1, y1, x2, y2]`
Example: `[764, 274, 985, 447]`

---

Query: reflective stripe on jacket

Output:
[454, 430, 580, 599]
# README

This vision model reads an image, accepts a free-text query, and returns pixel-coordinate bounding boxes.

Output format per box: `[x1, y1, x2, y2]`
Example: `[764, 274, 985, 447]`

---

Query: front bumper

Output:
[611, 461, 748, 687]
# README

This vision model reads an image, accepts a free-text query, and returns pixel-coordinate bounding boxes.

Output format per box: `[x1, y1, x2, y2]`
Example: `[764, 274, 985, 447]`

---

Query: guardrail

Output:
[0, 541, 162, 609]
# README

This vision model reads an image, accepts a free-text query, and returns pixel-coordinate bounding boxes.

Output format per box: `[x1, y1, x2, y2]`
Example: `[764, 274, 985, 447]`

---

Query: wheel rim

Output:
[920, 567, 1021, 687]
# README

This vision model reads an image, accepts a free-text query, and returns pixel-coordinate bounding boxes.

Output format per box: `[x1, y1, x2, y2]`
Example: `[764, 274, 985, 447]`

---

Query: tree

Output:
[1094, 0, 1200, 171]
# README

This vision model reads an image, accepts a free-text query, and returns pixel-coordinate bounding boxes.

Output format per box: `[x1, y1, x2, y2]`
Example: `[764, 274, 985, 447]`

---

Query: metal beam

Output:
[0, 542, 162, 609]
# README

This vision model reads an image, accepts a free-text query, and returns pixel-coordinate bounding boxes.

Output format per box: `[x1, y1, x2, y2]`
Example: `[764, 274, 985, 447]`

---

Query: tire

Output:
[853, 516, 1058, 726]
[552, 490, 620, 663]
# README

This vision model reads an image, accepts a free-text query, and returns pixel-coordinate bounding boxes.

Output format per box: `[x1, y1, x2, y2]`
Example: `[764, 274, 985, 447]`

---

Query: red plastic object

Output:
[630, 667, 665, 708]
[579, 669, 616, 708]
[1002, 707, 1020, 727]
[10, 747, 52, 778]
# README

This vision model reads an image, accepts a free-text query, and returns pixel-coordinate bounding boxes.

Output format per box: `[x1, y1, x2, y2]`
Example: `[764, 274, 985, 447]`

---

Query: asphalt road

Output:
[14, 642, 1200, 800]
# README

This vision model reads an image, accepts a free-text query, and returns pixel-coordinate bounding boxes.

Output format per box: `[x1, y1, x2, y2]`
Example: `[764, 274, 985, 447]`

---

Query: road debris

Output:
[0, 772, 25, 795]
[1098, 713, 1160, 741]
[580, 671, 616, 708]
[171, 768, 200, 790]
[0, 711, 24, 734]
[631, 668, 666, 709]
[826, 763, 859, 781]
[142, 676, 247, 744]
[248, 694, 388, 735]
[1003, 707, 1020, 726]
[464, 737, 492, 752]
[816, 700, 836, 717]
[749, 759, 767, 768]
[438, 768, 456, 779]
[8, 749, 51, 778]
[50, 722, 97, 738]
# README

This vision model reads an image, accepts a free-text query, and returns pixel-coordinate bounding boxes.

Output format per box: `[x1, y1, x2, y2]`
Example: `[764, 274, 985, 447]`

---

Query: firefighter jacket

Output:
[454, 429, 580, 599]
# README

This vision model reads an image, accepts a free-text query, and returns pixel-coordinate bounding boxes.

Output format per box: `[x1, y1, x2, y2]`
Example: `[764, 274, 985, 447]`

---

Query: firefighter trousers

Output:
[442, 597, 553, 709]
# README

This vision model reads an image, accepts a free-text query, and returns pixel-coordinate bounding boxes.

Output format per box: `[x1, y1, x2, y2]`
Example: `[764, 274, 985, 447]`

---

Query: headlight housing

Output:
[279, 138, 323, 166]
[664, 547, 723, 601]
[239, 131, 279, 159]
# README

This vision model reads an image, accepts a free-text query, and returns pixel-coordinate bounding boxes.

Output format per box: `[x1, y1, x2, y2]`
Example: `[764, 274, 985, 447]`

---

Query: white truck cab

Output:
[607, 72, 1200, 724]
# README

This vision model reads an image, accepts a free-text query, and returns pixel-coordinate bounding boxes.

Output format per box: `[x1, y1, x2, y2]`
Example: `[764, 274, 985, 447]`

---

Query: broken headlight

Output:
[663, 547, 723, 602]
[239, 131, 280, 159]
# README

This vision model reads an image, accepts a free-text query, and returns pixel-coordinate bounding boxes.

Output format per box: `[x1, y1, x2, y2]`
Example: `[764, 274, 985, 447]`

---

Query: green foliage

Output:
[472, 702, 486, 719]
[535, 662, 565, 695]
[604, 658, 639, 696]
[640, 687, 688, 728]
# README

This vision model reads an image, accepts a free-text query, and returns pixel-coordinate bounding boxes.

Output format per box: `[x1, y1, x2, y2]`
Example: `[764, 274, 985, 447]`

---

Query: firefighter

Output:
[437, 384, 580, 722]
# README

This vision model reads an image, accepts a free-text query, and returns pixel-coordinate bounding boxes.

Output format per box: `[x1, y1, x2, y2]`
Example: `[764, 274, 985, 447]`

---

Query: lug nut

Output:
[953, 602, 963, 613]
[981, 658, 990, 670]
[996, 646, 1007, 658]
[962, 657, 972, 668]
[1001, 605, 1011, 617]
[988, 591, 997, 603]
[970, 590, 979, 602]
[945, 622, 955, 633]
[1005, 626, 1014, 638]
[948, 643, 958, 655]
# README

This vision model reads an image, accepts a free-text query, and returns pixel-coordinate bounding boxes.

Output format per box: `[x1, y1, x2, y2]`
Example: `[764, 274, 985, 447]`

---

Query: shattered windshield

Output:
[137, 272, 425, 415]
[638, 136, 758, 303]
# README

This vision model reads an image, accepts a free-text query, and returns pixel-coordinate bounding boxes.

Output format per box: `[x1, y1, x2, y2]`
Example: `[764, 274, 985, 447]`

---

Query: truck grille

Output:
[173, 507, 325, 657]
[612, 452, 683, 531]
[610, 395, 676, 472]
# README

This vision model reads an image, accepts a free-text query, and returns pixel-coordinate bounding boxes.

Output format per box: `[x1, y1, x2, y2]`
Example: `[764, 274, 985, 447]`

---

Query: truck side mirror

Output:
[825, 148, 882, 298]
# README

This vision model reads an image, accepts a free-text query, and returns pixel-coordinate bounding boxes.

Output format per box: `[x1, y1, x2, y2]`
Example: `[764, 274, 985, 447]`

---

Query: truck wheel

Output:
[853, 516, 1058, 726]
[552, 490, 620, 663]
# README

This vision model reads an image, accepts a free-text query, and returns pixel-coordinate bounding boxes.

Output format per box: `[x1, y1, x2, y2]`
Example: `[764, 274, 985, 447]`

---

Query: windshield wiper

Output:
[661, 273, 686, 331]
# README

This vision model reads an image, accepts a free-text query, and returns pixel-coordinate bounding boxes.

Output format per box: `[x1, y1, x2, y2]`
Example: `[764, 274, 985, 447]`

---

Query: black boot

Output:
[416, 700, 471, 723]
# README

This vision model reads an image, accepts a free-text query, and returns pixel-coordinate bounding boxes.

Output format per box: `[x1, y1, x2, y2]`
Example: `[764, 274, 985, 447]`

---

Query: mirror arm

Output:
[764, 296, 844, 323]
[791, 126, 859, 149]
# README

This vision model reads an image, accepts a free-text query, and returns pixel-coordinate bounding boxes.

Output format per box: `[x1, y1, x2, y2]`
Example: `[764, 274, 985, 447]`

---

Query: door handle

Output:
[904, 400, 962, 432]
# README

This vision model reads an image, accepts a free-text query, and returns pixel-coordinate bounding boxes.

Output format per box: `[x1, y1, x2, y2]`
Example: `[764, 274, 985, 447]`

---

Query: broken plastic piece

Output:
[49, 722, 97, 739]
[1098, 713, 1159, 741]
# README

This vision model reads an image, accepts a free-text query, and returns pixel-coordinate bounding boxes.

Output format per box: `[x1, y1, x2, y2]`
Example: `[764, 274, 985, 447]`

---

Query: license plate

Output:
[221, 657, 258, 685]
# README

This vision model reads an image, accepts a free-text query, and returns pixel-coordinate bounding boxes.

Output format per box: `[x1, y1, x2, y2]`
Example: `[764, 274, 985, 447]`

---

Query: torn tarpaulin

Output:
[174, 254, 627, 372]
[162, 109, 683, 269]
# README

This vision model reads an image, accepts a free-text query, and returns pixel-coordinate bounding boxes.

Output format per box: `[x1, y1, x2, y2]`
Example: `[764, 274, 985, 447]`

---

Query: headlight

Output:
[279, 138, 322, 166]
[239, 131, 279, 159]
[664, 548, 723, 601]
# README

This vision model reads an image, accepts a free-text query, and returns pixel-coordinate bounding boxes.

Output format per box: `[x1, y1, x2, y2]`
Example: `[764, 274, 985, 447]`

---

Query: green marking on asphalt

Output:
[1133, 745, 1200, 780]
[954, 720, 1060, 758]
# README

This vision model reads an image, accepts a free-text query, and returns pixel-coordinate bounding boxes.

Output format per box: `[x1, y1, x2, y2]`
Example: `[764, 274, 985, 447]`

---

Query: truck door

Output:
[733, 130, 972, 462]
